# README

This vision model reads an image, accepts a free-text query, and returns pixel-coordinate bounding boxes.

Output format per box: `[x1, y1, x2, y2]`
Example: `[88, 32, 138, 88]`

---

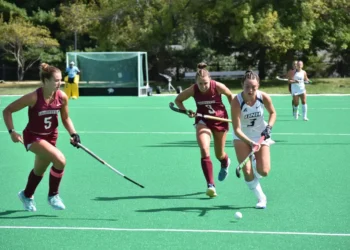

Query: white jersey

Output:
[291, 70, 306, 96]
[234, 90, 267, 139]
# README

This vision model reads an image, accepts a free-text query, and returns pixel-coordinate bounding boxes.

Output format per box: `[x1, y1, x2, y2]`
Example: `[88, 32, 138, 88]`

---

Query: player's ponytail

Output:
[242, 70, 260, 85]
[39, 63, 60, 83]
[196, 62, 210, 81]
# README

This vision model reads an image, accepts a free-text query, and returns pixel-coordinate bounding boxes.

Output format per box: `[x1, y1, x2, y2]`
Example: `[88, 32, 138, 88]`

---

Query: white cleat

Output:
[206, 184, 217, 198]
[303, 117, 309, 121]
[256, 197, 267, 209]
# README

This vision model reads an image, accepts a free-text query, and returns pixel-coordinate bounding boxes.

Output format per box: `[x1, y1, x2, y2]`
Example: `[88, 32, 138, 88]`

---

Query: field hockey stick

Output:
[169, 102, 231, 123]
[276, 76, 288, 81]
[169, 102, 191, 115]
[195, 113, 231, 123]
[77, 143, 145, 188]
[235, 136, 265, 178]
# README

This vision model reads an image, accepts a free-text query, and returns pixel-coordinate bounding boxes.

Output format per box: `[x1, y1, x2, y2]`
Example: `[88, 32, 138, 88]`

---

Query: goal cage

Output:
[66, 52, 150, 96]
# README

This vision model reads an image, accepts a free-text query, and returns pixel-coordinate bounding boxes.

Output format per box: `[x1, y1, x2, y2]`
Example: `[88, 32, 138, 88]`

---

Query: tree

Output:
[58, 2, 97, 50]
[0, 16, 59, 80]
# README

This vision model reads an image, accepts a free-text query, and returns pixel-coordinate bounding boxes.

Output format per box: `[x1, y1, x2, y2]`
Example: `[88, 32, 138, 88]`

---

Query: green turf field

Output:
[0, 95, 349, 250]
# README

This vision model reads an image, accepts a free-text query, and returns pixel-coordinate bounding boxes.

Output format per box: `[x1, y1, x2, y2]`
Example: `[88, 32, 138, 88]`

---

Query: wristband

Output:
[9, 129, 14, 134]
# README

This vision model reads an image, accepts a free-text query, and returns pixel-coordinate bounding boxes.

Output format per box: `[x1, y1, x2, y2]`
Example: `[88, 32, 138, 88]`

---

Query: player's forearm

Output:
[2, 108, 15, 131]
[62, 118, 77, 135]
[174, 100, 186, 111]
[234, 128, 253, 145]
[267, 112, 276, 127]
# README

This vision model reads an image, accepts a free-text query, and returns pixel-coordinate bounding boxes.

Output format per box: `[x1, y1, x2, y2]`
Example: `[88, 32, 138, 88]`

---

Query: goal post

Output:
[66, 52, 150, 96]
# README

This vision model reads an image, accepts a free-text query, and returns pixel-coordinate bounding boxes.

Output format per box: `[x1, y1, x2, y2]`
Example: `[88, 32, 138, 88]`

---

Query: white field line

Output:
[0, 131, 349, 136]
[0, 226, 349, 237]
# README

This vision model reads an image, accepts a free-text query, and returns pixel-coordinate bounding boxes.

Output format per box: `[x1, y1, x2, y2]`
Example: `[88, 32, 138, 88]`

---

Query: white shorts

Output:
[291, 83, 306, 96]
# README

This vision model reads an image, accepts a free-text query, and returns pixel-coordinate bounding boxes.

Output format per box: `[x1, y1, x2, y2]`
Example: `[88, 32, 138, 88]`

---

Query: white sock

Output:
[302, 104, 307, 118]
[293, 105, 299, 112]
[245, 177, 266, 201]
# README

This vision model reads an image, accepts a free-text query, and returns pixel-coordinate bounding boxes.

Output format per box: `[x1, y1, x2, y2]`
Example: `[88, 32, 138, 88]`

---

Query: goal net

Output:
[66, 52, 149, 96]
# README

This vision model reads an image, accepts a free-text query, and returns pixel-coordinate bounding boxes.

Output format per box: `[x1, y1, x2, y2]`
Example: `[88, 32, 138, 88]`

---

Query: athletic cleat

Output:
[18, 190, 36, 212]
[256, 197, 267, 209]
[48, 195, 66, 210]
[303, 117, 309, 121]
[206, 184, 217, 198]
[218, 158, 231, 181]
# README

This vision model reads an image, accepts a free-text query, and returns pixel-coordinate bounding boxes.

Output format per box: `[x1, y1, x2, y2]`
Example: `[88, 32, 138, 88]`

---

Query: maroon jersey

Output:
[25, 88, 63, 134]
[193, 80, 229, 132]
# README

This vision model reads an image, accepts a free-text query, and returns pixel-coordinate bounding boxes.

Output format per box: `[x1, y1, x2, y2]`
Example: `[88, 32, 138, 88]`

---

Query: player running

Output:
[174, 62, 233, 198]
[231, 71, 276, 209]
[2, 63, 81, 212]
[287, 60, 310, 120]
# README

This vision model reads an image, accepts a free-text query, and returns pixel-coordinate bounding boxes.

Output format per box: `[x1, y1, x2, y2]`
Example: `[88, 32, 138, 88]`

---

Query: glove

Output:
[261, 125, 272, 139]
[70, 133, 81, 148]
[186, 109, 196, 118]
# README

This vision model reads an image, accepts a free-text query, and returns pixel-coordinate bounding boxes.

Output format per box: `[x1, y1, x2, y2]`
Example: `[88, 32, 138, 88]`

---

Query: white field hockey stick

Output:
[77, 143, 145, 188]
[235, 136, 265, 178]
[277, 76, 313, 84]
[169, 102, 231, 123]
[276, 76, 288, 81]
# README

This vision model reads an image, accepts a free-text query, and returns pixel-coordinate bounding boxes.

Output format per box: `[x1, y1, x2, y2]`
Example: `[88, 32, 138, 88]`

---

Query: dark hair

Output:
[39, 63, 61, 82]
[196, 62, 210, 81]
[242, 70, 260, 85]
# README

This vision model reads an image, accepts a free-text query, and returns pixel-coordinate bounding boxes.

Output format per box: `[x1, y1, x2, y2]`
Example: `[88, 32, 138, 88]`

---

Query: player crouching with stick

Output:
[231, 71, 276, 209]
[2, 63, 81, 212]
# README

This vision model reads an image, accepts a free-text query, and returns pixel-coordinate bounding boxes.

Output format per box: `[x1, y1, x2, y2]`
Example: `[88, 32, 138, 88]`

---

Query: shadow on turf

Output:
[93, 192, 211, 201]
[0, 210, 118, 221]
[136, 205, 255, 217]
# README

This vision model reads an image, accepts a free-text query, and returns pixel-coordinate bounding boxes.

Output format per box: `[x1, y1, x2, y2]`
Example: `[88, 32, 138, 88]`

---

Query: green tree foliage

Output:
[0, 16, 59, 80]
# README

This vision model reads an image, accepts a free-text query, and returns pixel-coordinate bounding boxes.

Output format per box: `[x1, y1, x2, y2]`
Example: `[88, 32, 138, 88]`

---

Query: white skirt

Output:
[291, 83, 306, 96]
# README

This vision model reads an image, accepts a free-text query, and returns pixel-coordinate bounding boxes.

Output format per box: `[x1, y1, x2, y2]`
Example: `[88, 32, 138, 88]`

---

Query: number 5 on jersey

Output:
[44, 116, 52, 129]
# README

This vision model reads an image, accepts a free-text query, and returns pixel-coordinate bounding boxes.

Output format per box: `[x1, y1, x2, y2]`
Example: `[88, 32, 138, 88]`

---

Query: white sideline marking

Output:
[0, 226, 349, 237]
[0, 131, 349, 136]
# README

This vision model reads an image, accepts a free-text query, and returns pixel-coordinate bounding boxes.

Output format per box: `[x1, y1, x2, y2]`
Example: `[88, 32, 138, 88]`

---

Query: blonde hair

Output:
[195, 62, 210, 81]
[242, 70, 260, 85]
[39, 63, 60, 82]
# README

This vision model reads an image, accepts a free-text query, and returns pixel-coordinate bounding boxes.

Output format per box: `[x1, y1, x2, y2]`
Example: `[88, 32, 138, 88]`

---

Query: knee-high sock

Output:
[201, 157, 214, 186]
[24, 169, 44, 198]
[245, 177, 266, 200]
[49, 166, 64, 196]
[302, 104, 308, 118]
[219, 154, 228, 168]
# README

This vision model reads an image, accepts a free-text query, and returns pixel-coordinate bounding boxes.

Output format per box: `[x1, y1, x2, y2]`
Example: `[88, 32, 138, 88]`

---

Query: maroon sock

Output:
[219, 154, 228, 168]
[24, 170, 43, 198]
[201, 157, 214, 186]
[48, 166, 64, 197]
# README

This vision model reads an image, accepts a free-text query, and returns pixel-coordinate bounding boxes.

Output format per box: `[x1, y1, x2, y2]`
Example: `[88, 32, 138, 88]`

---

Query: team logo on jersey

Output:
[197, 100, 215, 105]
[38, 110, 59, 116]
[243, 108, 248, 112]
[244, 112, 261, 119]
